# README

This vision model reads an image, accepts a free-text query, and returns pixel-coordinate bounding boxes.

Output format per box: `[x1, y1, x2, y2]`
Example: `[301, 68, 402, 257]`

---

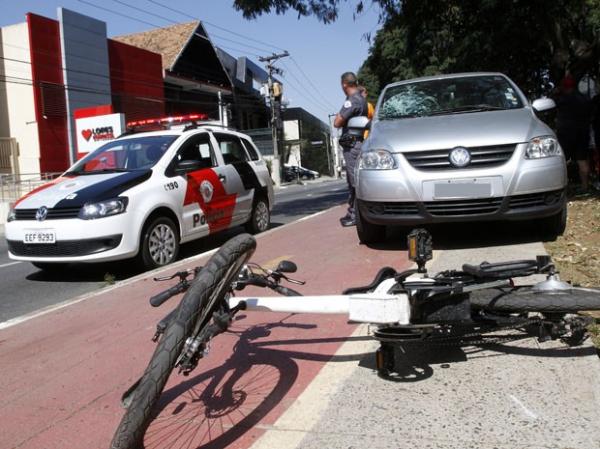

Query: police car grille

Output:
[424, 197, 503, 216]
[404, 144, 516, 170]
[14, 207, 81, 220]
[7, 235, 122, 257]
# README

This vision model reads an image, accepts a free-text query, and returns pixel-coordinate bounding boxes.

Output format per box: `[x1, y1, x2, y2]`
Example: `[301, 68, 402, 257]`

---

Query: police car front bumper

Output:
[5, 212, 139, 263]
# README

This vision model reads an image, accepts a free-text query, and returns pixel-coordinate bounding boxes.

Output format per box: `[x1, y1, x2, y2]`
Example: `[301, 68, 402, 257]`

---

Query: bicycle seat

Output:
[342, 267, 397, 295]
[462, 260, 538, 279]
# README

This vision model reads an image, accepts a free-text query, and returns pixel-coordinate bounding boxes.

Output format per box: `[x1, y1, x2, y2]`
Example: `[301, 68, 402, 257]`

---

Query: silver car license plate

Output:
[434, 182, 491, 199]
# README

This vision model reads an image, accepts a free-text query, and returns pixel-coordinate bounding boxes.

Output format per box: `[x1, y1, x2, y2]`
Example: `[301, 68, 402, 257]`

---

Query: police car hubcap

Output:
[149, 224, 176, 265]
[256, 202, 269, 231]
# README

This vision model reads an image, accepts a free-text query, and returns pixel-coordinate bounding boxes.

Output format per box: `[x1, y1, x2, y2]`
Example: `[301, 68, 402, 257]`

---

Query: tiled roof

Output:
[113, 22, 198, 71]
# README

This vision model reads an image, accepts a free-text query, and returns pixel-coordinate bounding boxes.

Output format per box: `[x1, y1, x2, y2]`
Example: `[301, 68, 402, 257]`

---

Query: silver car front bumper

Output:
[355, 144, 567, 225]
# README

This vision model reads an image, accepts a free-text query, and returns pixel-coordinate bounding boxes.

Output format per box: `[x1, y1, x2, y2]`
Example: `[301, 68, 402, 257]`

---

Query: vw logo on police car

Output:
[449, 147, 471, 168]
[35, 206, 48, 222]
[200, 180, 214, 203]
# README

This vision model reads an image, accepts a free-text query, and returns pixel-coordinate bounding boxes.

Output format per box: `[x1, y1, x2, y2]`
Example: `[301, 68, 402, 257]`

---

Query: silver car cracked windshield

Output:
[353, 72, 567, 244]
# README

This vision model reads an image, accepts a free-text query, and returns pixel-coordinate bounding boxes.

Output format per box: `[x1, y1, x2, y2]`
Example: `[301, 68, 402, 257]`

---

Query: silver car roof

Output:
[384, 72, 511, 88]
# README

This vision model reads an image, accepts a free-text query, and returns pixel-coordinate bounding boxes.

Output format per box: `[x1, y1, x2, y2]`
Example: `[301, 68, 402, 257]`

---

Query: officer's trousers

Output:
[342, 142, 362, 216]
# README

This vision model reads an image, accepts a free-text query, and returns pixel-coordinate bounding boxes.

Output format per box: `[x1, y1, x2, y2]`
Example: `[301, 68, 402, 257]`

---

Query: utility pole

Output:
[259, 51, 289, 186]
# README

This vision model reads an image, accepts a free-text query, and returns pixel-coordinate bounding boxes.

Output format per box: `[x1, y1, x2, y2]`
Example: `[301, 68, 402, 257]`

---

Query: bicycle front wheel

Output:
[110, 233, 256, 449]
[470, 286, 600, 312]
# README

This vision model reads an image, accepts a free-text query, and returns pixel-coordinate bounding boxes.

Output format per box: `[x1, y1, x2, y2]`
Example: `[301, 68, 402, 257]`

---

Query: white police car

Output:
[5, 116, 274, 270]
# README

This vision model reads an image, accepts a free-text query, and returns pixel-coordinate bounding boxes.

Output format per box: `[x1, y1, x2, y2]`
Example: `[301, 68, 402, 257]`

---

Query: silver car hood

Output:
[368, 108, 549, 152]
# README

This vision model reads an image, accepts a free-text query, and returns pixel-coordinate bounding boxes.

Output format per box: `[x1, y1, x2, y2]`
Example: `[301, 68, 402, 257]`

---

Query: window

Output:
[379, 75, 524, 120]
[176, 133, 216, 169]
[69, 135, 177, 174]
[215, 133, 249, 164]
[241, 138, 260, 161]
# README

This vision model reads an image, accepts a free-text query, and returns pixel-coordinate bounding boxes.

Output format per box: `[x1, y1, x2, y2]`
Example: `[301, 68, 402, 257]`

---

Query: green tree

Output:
[232, 0, 600, 97]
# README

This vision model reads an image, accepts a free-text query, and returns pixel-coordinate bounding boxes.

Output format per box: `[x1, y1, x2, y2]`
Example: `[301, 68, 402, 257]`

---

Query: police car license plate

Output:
[23, 230, 56, 244]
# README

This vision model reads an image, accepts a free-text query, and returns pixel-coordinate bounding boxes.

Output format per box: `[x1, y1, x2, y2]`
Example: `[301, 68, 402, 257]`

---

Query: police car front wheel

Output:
[139, 216, 180, 269]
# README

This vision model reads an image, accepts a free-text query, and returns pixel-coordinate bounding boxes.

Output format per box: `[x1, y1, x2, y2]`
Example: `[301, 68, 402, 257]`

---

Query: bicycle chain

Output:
[374, 319, 539, 348]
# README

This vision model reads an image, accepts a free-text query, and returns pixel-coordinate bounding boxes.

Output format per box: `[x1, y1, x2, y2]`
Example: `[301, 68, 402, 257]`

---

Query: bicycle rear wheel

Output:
[110, 233, 256, 449]
[470, 286, 600, 312]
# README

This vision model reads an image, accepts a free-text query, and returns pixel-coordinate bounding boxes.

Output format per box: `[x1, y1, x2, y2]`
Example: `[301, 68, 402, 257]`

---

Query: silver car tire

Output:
[356, 203, 386, 244]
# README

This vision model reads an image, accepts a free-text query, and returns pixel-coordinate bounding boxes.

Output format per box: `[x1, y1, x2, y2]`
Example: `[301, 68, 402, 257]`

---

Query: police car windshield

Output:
[67, 135, 178, 174]
[378, 75, 523, 120]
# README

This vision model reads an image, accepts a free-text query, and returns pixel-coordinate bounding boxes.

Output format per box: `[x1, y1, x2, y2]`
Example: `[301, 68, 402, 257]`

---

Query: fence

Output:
[0, 172, 62, 203]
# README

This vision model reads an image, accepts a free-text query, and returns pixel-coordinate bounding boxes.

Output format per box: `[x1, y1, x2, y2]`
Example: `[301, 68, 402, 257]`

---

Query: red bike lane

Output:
[0, 206, 411, 449]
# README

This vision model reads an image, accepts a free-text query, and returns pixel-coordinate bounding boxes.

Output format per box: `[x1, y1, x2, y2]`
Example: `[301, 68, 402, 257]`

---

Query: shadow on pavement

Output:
[368, 220, 548, 252]
[271, 191, 346, 219]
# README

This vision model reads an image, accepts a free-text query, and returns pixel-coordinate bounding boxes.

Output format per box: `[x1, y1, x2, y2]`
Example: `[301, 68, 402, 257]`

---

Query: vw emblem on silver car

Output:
[35, 206, 48, 221]
[449, 147, 471, 168]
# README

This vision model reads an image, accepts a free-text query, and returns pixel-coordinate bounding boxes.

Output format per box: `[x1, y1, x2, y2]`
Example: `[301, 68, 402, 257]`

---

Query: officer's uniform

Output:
[338, 91, 368, 218]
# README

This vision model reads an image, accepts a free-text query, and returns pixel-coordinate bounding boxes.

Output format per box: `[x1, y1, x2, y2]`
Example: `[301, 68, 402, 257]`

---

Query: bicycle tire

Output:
[110, 233, 257, 449]
[470, 286, 600, 312]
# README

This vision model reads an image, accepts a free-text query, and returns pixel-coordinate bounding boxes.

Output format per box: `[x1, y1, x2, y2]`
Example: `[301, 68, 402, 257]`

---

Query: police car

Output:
[5, 115, 274, 270]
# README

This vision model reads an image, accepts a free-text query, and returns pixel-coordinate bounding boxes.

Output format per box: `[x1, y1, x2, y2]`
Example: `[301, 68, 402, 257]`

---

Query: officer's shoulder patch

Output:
[343, 100, 352, 108]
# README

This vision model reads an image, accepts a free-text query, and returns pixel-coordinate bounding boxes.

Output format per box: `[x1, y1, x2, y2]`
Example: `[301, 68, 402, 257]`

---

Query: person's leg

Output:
[575, 129, 591, 191]
[342, 150, 355, 219]
[578, 159, 590, 190]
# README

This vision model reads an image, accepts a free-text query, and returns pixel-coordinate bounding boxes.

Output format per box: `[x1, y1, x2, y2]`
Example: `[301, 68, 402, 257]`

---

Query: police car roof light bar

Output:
[126, 113, 209, 133]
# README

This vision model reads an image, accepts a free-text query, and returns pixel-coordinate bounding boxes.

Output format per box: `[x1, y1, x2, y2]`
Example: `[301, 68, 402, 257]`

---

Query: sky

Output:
[1, 0, 381, 124]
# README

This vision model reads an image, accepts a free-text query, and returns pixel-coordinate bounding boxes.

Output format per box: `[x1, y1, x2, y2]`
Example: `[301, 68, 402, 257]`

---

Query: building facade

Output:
[0, 8, 270, 177]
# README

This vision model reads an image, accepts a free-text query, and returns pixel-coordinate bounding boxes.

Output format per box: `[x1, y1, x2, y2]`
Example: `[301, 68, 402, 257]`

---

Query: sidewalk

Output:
[2, 208, 600, 449]
[0, 206, 411, 449]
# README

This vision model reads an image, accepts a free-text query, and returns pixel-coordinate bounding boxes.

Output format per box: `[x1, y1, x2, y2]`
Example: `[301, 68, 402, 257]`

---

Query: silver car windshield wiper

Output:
[426, 104, 507, 116]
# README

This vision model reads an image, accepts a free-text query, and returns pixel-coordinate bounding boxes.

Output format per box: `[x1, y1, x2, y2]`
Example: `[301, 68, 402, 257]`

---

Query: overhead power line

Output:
[145, 0, 287, 53]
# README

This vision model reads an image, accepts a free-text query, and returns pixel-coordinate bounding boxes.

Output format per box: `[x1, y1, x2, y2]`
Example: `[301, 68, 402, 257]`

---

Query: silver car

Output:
[351, 72, 567, 243]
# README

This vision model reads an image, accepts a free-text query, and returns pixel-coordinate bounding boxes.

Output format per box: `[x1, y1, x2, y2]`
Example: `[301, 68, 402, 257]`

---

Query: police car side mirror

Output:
[174, 160, 203, 174]
[347, 116, 371, 132]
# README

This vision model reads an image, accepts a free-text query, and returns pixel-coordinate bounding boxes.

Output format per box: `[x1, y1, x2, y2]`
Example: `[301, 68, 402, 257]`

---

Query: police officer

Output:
[334, 72, 368, 227]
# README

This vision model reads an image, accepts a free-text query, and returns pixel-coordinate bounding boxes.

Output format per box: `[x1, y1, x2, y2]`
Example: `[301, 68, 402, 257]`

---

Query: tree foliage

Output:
[358, 0, 600, 98]
[233, 0, 600, 99]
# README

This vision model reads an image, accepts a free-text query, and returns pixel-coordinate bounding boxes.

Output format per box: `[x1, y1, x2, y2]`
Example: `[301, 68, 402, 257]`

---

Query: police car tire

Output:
[245, 197, 270, 234]
[109, 234, 257, 449]
[138, 216, 180, 269]
[356, 206, 386, 244]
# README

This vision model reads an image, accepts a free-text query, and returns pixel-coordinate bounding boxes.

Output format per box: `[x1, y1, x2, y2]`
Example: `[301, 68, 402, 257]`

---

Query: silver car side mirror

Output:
[532, 98, 556, 112]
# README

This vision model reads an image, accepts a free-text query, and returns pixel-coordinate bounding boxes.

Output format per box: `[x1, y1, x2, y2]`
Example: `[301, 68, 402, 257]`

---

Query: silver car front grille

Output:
[404, 144, 516, 170]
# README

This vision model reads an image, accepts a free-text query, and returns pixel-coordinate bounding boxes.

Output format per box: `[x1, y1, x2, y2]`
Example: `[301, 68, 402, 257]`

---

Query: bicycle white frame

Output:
[229, 278, 419, 325]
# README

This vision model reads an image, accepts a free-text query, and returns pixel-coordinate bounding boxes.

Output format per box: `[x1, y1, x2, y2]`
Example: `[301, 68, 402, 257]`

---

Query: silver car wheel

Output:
[148, 223, 176, 266]
[255, 201, 269, 231]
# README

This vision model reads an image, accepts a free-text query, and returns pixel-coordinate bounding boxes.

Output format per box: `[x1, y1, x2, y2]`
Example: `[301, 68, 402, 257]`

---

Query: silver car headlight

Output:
[7, 208, 16, 222]
[359, 150, 396, 170]
[79, 197, 128, 220]
[525, 136, 562, 159]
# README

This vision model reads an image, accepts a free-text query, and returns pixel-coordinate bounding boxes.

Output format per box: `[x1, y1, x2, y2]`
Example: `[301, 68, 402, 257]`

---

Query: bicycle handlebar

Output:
[150, 282, 188, 307]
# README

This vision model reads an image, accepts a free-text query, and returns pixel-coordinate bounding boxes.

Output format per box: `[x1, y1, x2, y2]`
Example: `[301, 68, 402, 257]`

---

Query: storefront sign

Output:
[75, 113, 125, 154]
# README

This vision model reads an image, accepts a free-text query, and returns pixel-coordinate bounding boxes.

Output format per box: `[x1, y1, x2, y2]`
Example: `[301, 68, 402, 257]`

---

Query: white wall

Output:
[0, 22, 41, 175]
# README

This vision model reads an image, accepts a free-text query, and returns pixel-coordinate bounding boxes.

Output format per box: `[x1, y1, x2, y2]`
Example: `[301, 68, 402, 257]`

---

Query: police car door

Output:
[172, 132, 234, 238]
[212, 133, 255, 224]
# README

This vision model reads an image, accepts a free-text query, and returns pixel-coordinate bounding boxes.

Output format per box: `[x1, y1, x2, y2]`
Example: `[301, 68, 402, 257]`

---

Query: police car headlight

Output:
[359, 150, 396, 170]
[525, 136, 562, 159]
[79, 197, 128, 220]
[7, 208, 16, 222]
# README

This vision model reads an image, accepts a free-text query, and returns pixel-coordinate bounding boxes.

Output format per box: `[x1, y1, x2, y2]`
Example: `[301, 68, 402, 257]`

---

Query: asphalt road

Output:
[0, 179, 347, 323]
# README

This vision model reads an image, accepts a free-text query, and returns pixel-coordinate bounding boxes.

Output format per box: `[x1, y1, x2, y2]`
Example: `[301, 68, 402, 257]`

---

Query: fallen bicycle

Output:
[109, 229, 600, 448]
